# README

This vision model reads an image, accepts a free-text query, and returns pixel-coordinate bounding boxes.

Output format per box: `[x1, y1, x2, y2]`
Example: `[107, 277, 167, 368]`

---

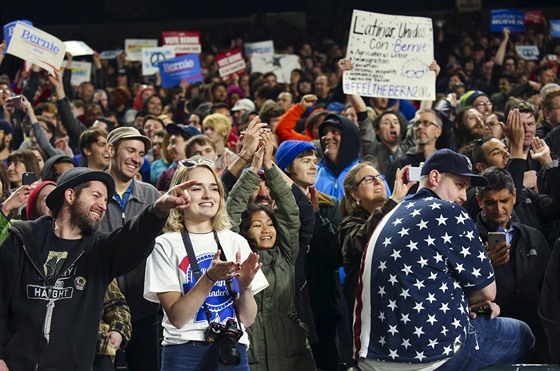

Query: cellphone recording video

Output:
[22, 172, 36, 186]
[7, 95, 22, 109]
[471, 304, 491, 316]
[405, 167, 422, 182]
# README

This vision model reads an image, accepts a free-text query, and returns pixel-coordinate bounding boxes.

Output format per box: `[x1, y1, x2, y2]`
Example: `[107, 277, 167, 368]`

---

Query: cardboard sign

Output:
[6, 22, 66, 75]
[516, 45, 539, 60]
[343, 10, 435, 100]
[456, 0, 481, 12]
[99, 49, 124, 59]
[141, 46, 175, 75]
[64, 60, 92, 86]
[490, 9, 525, 32]
[63, 41, 94, 56]
[124, 39, 158, 61]
[216, 48, 246, 81]
[162, 31, 201, 54]
[244, 40, 274, 56]
[250, 54, 300, 84]
[551, 20, 560, 38]
[3, 20, 32, 55]
[158, 54, 203, 88]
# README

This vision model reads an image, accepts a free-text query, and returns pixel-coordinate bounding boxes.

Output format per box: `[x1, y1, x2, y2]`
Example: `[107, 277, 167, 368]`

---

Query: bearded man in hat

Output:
[0, 167, 197, 370]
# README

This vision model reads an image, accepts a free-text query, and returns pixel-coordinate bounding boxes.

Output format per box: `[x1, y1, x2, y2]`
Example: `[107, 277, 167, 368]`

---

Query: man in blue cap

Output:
[355, 149, 535, 370]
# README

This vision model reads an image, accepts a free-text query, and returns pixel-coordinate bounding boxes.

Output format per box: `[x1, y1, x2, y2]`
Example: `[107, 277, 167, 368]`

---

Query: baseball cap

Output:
[166, 123, 201, 139]
[46, 168, 115, 213]
[232, 98, 256, 112]
[421, 149, 487, 186]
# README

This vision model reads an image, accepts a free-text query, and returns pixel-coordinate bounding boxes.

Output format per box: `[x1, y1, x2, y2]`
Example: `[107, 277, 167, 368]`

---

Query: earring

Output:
[356, 200, 360, 205]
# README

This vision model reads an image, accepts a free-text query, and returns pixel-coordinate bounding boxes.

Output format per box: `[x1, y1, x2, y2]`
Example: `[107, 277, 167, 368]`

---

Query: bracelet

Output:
[238, 151, 252, 163]
[206, 271, 217, 283]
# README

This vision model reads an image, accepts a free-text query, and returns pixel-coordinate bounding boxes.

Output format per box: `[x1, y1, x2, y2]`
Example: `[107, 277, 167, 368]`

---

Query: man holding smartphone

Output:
[476, 167, 551, 362]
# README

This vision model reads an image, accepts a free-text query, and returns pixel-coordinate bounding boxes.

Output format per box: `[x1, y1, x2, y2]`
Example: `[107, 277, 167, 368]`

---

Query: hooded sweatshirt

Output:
[315, 114, 360, 201]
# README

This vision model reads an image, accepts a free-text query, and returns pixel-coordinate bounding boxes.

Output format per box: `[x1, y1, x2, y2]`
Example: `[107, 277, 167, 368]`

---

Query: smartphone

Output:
[7, 95, 22, 108]
[22, 172, 36, 186]
[471, 304, 491, 316]
[487, 232, 506, 250]
[405, 167, 422, 182]
[548, 54, 558, 61]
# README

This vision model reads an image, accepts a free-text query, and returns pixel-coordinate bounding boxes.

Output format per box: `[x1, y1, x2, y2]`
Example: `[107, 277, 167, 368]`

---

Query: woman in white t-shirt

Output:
[144, 159, 268, 371]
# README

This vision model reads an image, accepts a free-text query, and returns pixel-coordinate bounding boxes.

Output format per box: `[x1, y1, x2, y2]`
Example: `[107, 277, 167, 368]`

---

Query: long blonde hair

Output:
[164, 162, 231, 232]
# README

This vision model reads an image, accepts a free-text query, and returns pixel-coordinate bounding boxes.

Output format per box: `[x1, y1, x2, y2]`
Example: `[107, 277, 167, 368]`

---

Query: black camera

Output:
[204, 319, 243, 366]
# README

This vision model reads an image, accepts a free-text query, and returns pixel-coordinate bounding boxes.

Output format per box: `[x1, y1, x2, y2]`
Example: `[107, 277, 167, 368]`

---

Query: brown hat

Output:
[107, 126, 151, 151]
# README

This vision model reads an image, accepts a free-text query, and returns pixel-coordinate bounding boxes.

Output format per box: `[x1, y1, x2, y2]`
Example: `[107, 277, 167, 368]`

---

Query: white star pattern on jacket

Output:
[354, 188, 495, 364]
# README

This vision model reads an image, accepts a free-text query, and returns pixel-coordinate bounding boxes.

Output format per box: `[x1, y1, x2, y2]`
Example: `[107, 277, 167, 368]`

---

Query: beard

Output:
[69, 199, 102, 234]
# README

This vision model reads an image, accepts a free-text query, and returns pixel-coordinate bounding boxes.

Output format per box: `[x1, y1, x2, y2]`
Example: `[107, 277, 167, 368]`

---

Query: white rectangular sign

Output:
[141, 46, 175, 75]
[125, 39, 157, 61]
[65, 60, 92, 86]
[516, 45, 539, 60]
[245, 40, 274, 56]
[63, 40, 94, 56]
[250, 54, 300, 84]
[99, 49, 123, 59]
[344, 10, 435, 100]
[6, 22, 66, 75]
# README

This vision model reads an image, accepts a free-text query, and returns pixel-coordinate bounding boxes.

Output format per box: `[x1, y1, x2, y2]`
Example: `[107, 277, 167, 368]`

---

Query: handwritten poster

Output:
[344, 10, 435, 100]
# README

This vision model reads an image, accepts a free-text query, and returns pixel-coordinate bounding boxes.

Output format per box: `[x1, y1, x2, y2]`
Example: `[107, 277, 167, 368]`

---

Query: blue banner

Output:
[158, 54, 203, 88]
[3, 20, 32, 54]
[490, 9, 525, 32]
[551, 20, 560, 38]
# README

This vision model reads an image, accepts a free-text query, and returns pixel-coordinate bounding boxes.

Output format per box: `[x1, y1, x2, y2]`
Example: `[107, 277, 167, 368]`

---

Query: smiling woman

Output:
[144, 161, 268, 371]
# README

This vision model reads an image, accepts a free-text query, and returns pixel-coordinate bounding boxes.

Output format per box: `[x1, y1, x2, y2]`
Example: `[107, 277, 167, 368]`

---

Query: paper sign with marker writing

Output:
[3, 20, 33, 55]
[64, 60, 92, 86]
[125, 39, 157, 61]
[245, 41, 274, 56]
[344, 10, 435, 100]
[6, 21, 66, 75]
[162, 31, 201, 54]
[142, 46, 175, 75]
[158, 54, 203, 88]
[250, 54, 300, 84]
[216, 48, 246, 81]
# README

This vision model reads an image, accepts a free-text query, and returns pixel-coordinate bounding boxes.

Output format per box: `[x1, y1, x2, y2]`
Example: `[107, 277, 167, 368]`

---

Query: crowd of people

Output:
[0, 10, 560, 371]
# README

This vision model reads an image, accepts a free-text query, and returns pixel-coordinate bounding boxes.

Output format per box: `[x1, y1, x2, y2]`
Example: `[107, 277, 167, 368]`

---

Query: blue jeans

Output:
[162, 341, 249, 371]
[437, 316, 535, 370]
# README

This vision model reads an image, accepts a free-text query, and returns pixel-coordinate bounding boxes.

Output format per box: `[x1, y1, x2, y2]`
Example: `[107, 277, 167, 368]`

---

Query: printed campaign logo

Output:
[490, 9, 525, 32]
[158, 54, 203, 88]
[3, 20, 32, 54]
[179, 252, 237, 324]
[6, 21, 66, 75]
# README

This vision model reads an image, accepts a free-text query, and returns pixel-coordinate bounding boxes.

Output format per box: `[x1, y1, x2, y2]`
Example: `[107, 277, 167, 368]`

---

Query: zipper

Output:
[21, 240, 85, 368]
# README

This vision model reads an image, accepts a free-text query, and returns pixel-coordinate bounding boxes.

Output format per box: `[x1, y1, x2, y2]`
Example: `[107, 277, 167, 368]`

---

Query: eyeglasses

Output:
[179, 158, 215, 168]
[474, 101, 493, 109]
[413, 120, 439, 128]
[355, 174, 385, 188]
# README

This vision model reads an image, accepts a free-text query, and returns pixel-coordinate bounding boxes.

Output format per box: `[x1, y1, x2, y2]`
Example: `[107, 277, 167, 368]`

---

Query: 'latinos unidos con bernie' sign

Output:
[344, 9, 435, 101]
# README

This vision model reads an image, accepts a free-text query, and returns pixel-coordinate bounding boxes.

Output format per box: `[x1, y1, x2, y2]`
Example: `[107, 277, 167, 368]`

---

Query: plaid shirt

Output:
[97, 279, 132, 357]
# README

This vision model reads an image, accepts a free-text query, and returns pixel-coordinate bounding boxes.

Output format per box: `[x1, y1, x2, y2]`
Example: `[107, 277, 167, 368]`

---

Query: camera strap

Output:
[180, 229, 242, 329]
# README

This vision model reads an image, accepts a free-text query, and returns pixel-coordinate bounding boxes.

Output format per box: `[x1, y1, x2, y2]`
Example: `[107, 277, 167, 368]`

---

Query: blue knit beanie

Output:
[275, 140, 316, 171]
